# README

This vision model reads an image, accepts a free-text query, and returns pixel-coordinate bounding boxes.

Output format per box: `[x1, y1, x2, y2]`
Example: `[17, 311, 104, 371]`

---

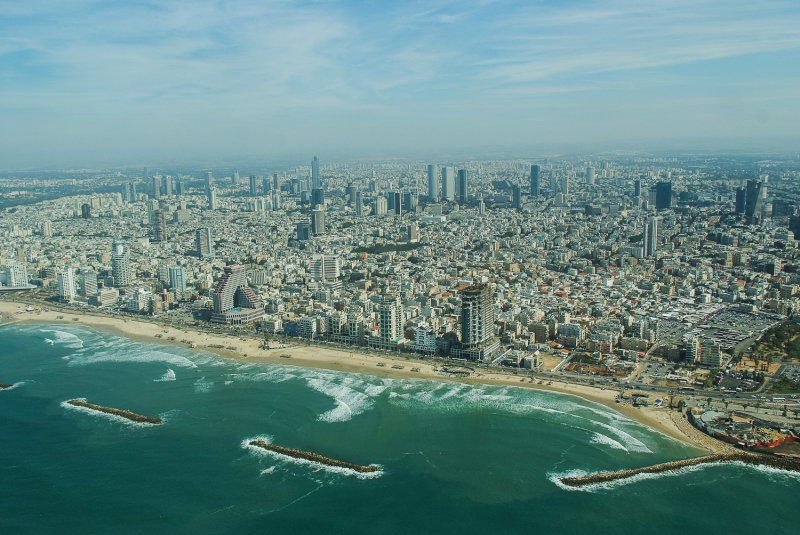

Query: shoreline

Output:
[0, 300, 721, 453]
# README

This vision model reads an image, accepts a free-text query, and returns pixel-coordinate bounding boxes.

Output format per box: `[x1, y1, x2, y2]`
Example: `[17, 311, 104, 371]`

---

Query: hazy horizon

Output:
[2, 0, 799, 169]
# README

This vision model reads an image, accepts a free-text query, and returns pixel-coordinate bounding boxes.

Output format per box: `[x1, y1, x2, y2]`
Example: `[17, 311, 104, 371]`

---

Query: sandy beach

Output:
[0, 299, 727, 453]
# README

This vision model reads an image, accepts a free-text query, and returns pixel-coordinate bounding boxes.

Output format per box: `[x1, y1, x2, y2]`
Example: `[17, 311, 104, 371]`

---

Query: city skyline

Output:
[2, 0, 800, 169]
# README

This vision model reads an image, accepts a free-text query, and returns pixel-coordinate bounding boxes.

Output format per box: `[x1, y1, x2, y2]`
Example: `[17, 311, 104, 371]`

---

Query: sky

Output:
[1, 0, 800, 169]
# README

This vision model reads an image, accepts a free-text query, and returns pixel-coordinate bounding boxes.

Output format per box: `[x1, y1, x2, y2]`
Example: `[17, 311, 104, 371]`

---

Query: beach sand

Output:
[0, 299, 725, 453]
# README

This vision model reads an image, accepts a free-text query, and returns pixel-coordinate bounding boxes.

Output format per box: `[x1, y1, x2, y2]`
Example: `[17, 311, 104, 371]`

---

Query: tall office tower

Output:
[407, 222, 419, 243]
[168, 266, 187, 294]
[208, 187, 218, 210]
[374, 196, 388, 216]
[586, 165, 595, 185]
[530, 164, 540, 196]
[457, 169, 468, 203]
[744, 179, 763, 224]
[311, 156, 321, 189]
[355, 191, 364, 216]
[211, 265, 263, 324]
[459, 284, 495, 347]
[378, 294, 404, 345]
[393, 191, 402, 216]
[151, 209, 168, 243]
[57, 269, 76, 303]
[655, 181, 672, 210]
[249, 175, 258, 196]
[427, 164, 439, 199]
[272, 190, 281, 210]
[112, 240, 132, 286]
[511, 184, 522, 209]
[273, 173, 280, 191]
[311, 187, 325, 208]
[403, 191, 418, 212]
[152, 174, 161, 199]
[80, 268, 98, 297]
[311, 207, 326, 236]
[735, 186, 746, 214]
[309, 255, 341, 282]
[41, 220, 52, 238]
[478, 198, 485, 215]
[206, 171, 213, 192]
[442, 166, 455, 201]
[81, 203, 91, 219]
[261, 175, 270, 194]
[644, 216, 658, 257]
[196, 228, 214, 259]
[634, 179, 642, 197]
[164, 175, 173, 196]
[233, 170, 240, 185]
[295, 221, 311, 241]
[174, 178, 182, 196]
[345, 184, 355, 204]
[560, 176, 569, 195]
[143, 167, 149, 183]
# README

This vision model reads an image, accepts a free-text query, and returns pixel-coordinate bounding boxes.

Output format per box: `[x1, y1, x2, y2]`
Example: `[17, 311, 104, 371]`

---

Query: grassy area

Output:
[766, 377, 800, 395]
[752, 321, 800, 362]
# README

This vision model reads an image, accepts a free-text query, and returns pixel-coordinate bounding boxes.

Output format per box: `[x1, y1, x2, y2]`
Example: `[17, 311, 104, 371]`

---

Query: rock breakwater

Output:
[560, 452, 800, 488]
[67, 399, 162, 424]
[0, 383, 13, 390]
[248, 440, 380, 473]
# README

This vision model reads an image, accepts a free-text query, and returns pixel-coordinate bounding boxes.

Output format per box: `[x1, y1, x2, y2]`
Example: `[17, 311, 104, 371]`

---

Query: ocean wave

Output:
[590, 421, 652, 454]
[155, 369, 176, 382]
[68, 347, 197, 369]
[194, 377, 213, 393]
[60, 399, 160, 428]
[304, 372, 389, 423]
[241, 436, 383, 479]
[590, 432, 628, 451]
[40, 329, 84, 349]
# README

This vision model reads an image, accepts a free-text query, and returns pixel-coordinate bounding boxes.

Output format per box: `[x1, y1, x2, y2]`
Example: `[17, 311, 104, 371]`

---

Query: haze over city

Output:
[2, 0, 800, 169]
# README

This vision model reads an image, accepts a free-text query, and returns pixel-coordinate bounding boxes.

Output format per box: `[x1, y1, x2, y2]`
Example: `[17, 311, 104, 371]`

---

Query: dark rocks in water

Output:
[248, 440, 379, 473]
[67, 399, 162, 424]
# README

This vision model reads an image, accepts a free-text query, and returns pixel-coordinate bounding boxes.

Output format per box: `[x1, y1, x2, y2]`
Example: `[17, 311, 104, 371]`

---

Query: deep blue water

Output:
[1, 323, 798, 534]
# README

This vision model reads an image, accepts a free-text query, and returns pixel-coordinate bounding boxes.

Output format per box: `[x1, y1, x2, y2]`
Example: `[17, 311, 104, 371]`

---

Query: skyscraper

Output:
[296, 222, 311, 241]
[427, 164, 439, 200]
[735, 186, 746, 214]
[586, 165, 595, 185]
[249, 175, 258, 196]
[634, 179, 642, 197]
[151, 209, 167, 243]
[512, 184, 522, 210]
[442, 166, 455, 201]
[355, 191, 364, 217]
[655, 181, 672, 210]
[232, 170, 240, 185]
[530, 165, 540, 196]
[111, 240, 132, 286]
[311, 156, 321, 190]
[168, 266, 187, 294]
[311, 187, 325, 208]
[459, 284, 495, 348]
[196, 228, 214, 259]
[208, 187, 218, 210]
[152, 174, 161, 199]
[57, 268, 76, 303]
[744, 179, 763, 224]
[311, 207, 326, 235]
[644, 216, 658, 257]
[457, 169, 468, 204]
[378, 294, 404, 346]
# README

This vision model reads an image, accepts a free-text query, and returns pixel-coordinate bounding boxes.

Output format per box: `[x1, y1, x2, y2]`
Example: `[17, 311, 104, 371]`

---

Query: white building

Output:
[57, 269, 76, 302]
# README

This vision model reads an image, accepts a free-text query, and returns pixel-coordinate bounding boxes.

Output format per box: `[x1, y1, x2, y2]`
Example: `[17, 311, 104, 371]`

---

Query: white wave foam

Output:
[40, 329, 84, 349]
[44, 338, 54, 345]
[60, 399, 159, 428]
[242, 436, 382, 479]
[194, 377, 213, 393]
[590, 432, 628, 451]
[303, 372, 389, 423]
[70, 347, 197, 368]
[592, 421, 652, 454]
[547, 463, 713, 492]
[155, 369, 176, 382]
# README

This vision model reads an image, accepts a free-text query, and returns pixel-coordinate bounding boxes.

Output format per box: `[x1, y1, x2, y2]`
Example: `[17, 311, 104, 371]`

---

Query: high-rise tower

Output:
[427, 164, 439, 200]
[530, 165, 540, 196]
[111, 240, 132, 286]
[311, 156, 321, 190]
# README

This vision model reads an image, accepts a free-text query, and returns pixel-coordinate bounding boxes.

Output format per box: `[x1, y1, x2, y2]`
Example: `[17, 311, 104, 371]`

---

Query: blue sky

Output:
[1, 0, 799, 168]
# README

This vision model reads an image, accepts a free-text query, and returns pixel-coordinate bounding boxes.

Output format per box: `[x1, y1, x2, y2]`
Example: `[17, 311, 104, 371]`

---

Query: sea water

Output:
[1, 323, 798, 534]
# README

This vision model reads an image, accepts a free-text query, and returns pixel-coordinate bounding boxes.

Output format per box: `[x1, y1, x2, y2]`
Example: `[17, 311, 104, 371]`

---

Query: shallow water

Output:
[1, 323, 798, 534]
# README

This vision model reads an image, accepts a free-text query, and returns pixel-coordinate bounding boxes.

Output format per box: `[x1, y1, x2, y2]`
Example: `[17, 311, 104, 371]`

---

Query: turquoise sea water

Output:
[1, 323, 799, 534]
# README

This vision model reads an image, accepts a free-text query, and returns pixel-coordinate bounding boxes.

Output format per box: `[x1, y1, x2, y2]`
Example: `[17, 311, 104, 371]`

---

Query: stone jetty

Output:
[0, 383, 14, 390]
[67, 399, 162, 424]
[248, 440, 380, 473]
[560, 452, 800, 488]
